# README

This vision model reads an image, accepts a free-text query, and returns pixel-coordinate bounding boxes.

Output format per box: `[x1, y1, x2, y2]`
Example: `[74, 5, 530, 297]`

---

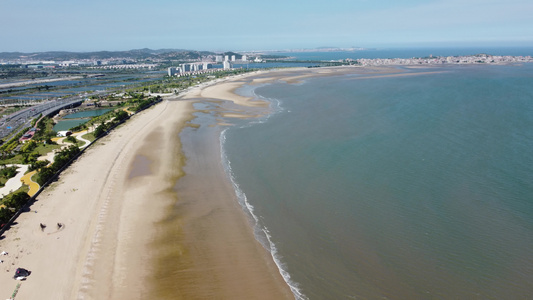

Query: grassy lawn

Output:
[35, 143, 62, 155]
[82, 132, 96, 142]
[0, 155, 23, 165]
[64, 136, 79, 145]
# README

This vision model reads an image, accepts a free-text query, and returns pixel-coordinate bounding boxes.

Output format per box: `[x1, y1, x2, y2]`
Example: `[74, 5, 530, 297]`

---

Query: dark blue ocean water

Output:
[222, 63, 533, 299]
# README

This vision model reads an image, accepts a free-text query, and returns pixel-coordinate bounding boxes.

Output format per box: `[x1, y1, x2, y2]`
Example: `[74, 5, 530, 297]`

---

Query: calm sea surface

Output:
[221, 63, 533, 299]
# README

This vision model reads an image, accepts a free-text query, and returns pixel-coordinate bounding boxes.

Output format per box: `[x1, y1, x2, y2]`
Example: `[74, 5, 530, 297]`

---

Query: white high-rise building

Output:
[224, 55, 229, 61]
[231, 55, 236, 62]
[180, 64, 191, 72]
[215, 55, 223, 62]
[223, 61, 231, 70]
[242, 55, 248, 62]
[168, 67, 177, 76]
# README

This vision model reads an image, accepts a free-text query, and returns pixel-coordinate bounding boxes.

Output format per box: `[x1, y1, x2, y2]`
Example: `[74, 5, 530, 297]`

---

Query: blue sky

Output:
[1, 0, 532, 52]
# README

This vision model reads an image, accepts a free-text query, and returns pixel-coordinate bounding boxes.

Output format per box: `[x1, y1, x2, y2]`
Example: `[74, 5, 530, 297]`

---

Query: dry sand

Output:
[0, 99, 196, 299]
[0, 66, 405, 300]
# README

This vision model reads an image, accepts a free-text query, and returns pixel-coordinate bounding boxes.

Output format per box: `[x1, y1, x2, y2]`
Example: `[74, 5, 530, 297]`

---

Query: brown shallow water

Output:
[145, 96, 293, 299]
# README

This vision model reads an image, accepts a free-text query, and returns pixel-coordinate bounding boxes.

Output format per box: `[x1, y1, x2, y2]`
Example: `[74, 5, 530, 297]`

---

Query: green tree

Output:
[114, 110, 129, 122]
[30, 160, 49, 171]
[36, 166, 55, 186]
[3, 191, 29, 210]
[21, 140, 37, 153]
[0, 207, 13, 224]
[94, 124, 106, 138]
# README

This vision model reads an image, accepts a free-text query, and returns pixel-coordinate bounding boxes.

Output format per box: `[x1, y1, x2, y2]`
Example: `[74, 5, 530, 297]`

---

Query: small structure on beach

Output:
[56, 130, 72, 137]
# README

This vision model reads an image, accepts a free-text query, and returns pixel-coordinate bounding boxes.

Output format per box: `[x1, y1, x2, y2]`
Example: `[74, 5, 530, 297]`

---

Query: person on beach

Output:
[40, 223, 46, 231]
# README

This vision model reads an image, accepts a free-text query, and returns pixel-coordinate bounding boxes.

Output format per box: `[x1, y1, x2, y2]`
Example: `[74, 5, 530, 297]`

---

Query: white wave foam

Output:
[220, 127, 308, 300]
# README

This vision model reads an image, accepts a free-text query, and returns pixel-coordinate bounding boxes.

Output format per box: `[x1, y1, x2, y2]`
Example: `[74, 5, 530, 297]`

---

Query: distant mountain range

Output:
[0, 48, 218, 61]
[0, 47, 373, 61]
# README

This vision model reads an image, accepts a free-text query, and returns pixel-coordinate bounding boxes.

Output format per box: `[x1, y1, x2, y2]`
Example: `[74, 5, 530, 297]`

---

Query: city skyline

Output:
[1, 0, 532, 52]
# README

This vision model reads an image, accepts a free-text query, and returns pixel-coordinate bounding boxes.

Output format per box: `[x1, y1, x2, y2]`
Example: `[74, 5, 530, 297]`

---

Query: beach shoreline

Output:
[0, 65, 407, 300]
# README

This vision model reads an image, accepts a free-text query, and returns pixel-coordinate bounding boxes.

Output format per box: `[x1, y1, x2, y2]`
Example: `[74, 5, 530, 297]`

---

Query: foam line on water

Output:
[220, 129, 307, 300]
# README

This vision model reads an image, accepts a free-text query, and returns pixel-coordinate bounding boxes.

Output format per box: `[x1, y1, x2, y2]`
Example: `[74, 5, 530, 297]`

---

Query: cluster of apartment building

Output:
[167, 62, 217, 76]
[356, 54, 533, 66]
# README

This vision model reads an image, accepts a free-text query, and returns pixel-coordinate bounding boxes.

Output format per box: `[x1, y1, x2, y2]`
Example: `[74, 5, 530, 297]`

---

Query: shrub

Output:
[21, 140, 37, 153]
[65, 136, 77, 144]
[3, 191, 29, 210]
[115, 110, 129, 122]
[0, 166, 17, 178]
[29, 160, 49, 171]
[0, 207, 14, 225]
[36, 166, 55, 186]
[94, 123, 108, 138]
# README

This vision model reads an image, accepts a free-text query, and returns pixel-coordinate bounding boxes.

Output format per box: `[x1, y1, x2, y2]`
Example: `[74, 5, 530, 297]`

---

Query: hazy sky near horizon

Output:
[1, 0, 532, 52]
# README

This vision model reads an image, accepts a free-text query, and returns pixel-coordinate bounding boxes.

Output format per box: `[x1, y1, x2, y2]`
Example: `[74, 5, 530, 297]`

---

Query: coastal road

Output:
[0, 91, 107, 140]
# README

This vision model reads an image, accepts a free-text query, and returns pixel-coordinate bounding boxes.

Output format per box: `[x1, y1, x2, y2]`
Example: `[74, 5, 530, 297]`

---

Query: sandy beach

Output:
[0, 98, 194, 299]
[0, 65, 403, 300]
